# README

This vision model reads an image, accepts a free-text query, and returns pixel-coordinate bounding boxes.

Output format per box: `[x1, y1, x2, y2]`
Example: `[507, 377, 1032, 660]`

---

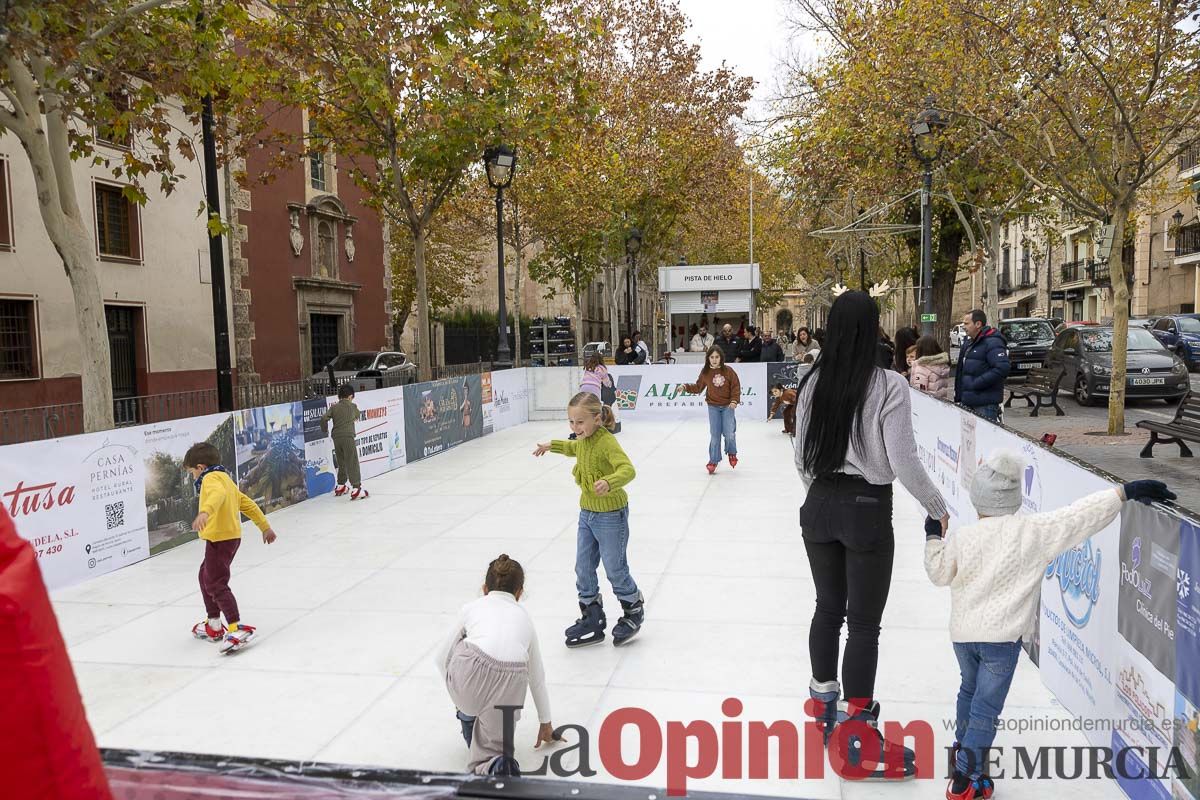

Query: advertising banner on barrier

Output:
[343, 385, 406, 480]
[606, 363, 767, 419]
[139, 412, 236, 554]
[488, 369, 530, 433]
[0, 427, 149, 590]
[404, 375, 483, 463]
[1118, 502, 1179, 681]
[301, 397, 336, 497]
[234, 402, 308, 513]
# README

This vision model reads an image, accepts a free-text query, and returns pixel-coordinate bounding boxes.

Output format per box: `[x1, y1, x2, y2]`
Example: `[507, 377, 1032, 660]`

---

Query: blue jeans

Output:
[576, 507, 639, 604]
[707, 404, 737, 464]
[972, 404, 1001, 423]
[953, 640, 1022, 778]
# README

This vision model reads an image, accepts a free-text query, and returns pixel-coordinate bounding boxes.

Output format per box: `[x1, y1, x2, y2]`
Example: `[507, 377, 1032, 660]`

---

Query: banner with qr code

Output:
[0, 426, 148, 590]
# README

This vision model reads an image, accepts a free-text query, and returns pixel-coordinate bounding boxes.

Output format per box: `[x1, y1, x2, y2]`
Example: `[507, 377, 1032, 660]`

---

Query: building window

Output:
[308, 118, 327, 191]
[96, 92, 132, 149]
[317, 220, 335, 278]
[95, 183, 140, 261]
[0, 160, 11, 250]
[0, 299, 36, 379]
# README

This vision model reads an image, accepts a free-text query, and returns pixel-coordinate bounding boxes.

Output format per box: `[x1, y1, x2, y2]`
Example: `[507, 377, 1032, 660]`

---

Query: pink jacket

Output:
[910, 352, 953, 400]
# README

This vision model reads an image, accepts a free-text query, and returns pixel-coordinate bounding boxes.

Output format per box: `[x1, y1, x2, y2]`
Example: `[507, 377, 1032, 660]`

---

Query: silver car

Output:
[310, 351, 415, 387]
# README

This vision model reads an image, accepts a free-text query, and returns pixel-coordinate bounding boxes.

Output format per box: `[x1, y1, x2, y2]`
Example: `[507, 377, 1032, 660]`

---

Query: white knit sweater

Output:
[925, 488, 1123, 643]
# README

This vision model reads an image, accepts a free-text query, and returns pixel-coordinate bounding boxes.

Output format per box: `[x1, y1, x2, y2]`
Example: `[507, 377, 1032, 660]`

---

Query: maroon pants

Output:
[783, 405, 796, 435]
[199, 538, 241, 624]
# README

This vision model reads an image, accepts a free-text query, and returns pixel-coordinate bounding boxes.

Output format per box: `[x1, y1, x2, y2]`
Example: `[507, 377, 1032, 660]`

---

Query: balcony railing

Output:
[1178, 224, 1200, 258]
[1019, 269, 1034, 288]
[1179, 142, 1200, 174]
[1061, 258, 1090, 283]
[998, 272, 1013, 295]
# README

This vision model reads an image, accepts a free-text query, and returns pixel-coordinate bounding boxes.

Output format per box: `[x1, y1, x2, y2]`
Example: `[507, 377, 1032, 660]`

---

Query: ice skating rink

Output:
[51, 419, 1121, 799]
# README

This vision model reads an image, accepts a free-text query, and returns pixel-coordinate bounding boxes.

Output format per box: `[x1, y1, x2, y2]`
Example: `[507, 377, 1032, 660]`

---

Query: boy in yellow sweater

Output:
[533, 392, 643, 648]
[184, 442, 277, 654]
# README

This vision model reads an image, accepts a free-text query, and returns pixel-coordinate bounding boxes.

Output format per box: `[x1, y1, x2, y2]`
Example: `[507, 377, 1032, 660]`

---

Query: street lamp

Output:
[857, 207, 867, 291]
[910, 97, 948, 336]
[484, 144, 516, 368]
[625, 227, 642, 334]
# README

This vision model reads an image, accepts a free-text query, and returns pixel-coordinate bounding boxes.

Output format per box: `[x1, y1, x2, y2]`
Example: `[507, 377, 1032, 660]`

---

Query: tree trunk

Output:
[607, 259, 620, 349]
[19, 113, 115, 431]
[413, 225, 432, 381]
[984, 215, 1002, 326]
[573, 262, 585, 364]
[1106, 202, 1132, 435]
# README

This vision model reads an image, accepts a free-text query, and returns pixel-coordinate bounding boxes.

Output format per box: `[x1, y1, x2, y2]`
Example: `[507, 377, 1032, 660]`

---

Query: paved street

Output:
[949, 348, 1200, 514]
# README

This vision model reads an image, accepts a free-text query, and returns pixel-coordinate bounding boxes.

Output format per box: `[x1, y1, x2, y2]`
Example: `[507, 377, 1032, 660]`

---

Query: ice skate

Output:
[832, 700, 917, 780]
[706, 462, 717, 474]
[351, 487, 369, 500]
[611, 596, 644, 646]
[191, 619, 224, 643]
[334, 484, 348, 497]
[564, 600, 606, 648]
[806, 678, 840, 745]
[728, 454, 738, 468]
[219, 625, 257, 654]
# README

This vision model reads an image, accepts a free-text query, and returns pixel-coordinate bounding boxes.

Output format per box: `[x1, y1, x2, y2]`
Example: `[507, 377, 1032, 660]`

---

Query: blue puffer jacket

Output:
[955, 327, 1011, 407]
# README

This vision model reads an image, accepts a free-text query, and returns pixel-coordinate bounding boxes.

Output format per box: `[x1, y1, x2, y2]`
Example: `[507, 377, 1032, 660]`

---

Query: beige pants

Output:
[445, 637, 529, 774]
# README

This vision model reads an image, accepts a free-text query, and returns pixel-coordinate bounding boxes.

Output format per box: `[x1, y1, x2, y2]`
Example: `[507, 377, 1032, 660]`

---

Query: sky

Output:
[674, 0, 821, 120]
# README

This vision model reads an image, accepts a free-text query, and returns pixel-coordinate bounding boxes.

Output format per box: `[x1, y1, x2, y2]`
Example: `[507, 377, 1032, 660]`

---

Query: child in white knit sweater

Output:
[924, 450, 1174, 800]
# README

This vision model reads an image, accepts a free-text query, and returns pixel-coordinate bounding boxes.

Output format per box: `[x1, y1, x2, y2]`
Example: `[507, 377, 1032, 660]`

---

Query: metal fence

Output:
[0, 365, 496, 446]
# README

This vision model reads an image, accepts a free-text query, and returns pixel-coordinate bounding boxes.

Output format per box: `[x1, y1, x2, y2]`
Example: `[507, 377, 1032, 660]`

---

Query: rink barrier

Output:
[908, 389, 1200, 799]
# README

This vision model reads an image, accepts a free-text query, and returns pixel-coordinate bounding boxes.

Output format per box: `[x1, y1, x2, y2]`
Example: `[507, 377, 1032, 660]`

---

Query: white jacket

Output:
[925, 488, 1123, 643]
[690, 332, 714, 352]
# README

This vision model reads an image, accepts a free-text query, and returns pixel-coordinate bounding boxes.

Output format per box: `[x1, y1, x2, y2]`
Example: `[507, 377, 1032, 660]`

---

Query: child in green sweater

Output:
[533, 392, 643, 648]
[322, 384, 368, 500]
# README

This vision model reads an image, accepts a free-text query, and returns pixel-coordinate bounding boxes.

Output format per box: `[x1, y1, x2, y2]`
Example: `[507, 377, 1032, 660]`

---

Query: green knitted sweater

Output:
[549, 427, 636, 512]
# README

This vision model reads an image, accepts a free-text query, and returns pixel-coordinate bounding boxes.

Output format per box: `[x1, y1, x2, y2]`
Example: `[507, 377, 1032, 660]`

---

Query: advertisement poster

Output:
[404, 376, 483, 463]
[606, 364, 767, 419]
[345, 385, 406, 481]
[301, 397, 336, 498]
[765, 361, 805, 420]
[1174, 690, 1200, 800]
[234, 402, 308, 513]
[1175, 521, 1200, 800]
[1112, 644, 1175, 800]
[1118, 502, 1179, 681]
[701, 291, 718, 313]
[489, 369, 530, 433]
[0, 427, 148, 590]
[482, 371, 495, 435]
[140, 412, 236, 554]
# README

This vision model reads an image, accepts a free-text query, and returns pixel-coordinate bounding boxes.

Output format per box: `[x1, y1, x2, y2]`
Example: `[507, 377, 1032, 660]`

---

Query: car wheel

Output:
[1074, 373, 1095, 406]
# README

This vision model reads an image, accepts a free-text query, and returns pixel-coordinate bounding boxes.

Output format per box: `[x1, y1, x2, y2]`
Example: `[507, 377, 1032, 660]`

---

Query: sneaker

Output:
[351, 487, 369, 500]
[728, 455, 738, 468]
[219, 625, 256, 654]
[334, 484, 348, 496]
[191, 620, 224, 642]
[706, 463, 717, 474]
[612, 596, 644, 646]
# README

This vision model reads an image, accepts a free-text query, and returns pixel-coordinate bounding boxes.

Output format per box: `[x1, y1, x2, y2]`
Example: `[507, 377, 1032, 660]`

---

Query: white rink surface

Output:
[51, 419, 1122, 799]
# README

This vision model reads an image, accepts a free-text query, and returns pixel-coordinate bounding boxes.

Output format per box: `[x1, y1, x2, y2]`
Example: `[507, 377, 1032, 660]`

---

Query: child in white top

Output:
[435, 554, 555, 776]
[924, 450, 1175, 800]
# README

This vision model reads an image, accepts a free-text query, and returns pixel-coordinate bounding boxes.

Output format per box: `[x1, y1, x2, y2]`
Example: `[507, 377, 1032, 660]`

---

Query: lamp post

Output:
[625, 228, 642, 334]
[910, 97, 948, 337]
[857, 207, 867, 291]
[484, 145, 516, 369]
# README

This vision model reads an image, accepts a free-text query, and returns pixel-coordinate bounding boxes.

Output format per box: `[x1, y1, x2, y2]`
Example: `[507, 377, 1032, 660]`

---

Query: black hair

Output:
[798, 291, 881, 476]
[747, 325, 757, 334]
[338, 383, 355, 399]
[771, 383, 785, 392]
[968, 309, 987, 326]
[893, 326, 920, 372]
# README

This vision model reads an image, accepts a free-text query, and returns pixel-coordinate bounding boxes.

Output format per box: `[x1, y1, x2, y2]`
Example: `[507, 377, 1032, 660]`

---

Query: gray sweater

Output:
[794, 368, 948, 519]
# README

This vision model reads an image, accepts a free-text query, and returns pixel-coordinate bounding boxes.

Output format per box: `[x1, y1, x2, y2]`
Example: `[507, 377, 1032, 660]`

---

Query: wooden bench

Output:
[1004, 367, 1066, 417]
[1137, 391, 1200, 458]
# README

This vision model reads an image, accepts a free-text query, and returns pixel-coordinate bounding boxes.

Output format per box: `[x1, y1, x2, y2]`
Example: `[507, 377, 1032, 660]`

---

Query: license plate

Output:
[1018, 362, 1042, 369]
[1130, 377, 1165, 386]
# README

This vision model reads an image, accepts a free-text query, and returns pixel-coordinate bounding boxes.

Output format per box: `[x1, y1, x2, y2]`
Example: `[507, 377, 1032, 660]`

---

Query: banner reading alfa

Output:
[404, 375, 483, 463]
[606, 364, 766, 419]
[0, 428, 149, 590]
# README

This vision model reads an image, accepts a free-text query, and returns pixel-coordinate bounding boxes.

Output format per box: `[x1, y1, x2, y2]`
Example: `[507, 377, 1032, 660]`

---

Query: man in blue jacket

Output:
[955, 309, 1010, 422]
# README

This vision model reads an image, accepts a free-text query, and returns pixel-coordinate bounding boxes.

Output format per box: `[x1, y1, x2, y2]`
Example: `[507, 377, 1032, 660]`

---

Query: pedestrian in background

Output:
[761, 329, 785, 362]
[892, 326, 919, 377]
[793, 327, 818, 361]
[910, 335, 954, 401]
[954, 310, 1010, 423]
[715, 324, 741, 363]
[737, 326, 763, 363]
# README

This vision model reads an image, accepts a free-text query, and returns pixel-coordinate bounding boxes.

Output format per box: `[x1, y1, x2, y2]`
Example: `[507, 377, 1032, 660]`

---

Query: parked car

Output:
[1150, 314, 1200, 369]
[950, 324, 967, 348]
[309, 351, 415, 389]
[1047, 325, 1190, 406]
[582, 341, 611, 361]
[1047, 316, 1064, 330]
[1127, 317, 1158, 330]
[998, 317, 1057, 377]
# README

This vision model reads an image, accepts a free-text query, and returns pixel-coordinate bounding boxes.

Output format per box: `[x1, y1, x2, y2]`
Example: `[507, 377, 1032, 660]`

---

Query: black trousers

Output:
[799, 474, 894, 703]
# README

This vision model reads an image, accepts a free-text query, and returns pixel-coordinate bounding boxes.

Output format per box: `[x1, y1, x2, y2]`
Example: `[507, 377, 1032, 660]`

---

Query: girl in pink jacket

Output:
[909, 335, 954, 401]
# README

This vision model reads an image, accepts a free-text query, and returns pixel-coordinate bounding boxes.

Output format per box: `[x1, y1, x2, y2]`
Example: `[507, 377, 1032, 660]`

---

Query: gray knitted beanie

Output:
[969, 450, 1025, 517]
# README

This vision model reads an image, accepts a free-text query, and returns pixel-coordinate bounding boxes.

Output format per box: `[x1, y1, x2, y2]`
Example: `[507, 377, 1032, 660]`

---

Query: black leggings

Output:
[800, 474, 895, 703]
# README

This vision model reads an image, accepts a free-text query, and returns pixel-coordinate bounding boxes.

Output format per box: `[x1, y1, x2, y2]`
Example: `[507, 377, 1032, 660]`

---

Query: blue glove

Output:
[1122, 480, 1176, 505]
[924, 516, 944, 540]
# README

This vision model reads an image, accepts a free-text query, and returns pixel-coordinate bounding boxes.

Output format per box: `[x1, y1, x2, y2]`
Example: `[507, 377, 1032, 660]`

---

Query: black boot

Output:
[833, 700, 917, 780]
[564, 600, 605, 647]
[612, 596, 644, 646]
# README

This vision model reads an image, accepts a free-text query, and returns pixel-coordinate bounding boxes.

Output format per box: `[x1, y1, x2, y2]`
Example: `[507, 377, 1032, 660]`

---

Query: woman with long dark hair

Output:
[892, 326, 920, 377]
[793, 291, 948, 779]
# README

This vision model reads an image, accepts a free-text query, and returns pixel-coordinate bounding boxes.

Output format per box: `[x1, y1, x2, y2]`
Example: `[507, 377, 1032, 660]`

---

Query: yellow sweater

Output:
[198, 470, 270, 542]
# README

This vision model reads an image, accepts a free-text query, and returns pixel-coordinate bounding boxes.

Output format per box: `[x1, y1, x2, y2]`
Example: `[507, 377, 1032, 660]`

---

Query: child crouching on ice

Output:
[435, 554, 555, 776]
[924, 450, 1175, 800]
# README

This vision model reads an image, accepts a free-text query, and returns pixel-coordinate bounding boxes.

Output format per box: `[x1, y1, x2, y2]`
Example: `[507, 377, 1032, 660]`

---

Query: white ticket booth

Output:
[659, 263, 762, 364]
